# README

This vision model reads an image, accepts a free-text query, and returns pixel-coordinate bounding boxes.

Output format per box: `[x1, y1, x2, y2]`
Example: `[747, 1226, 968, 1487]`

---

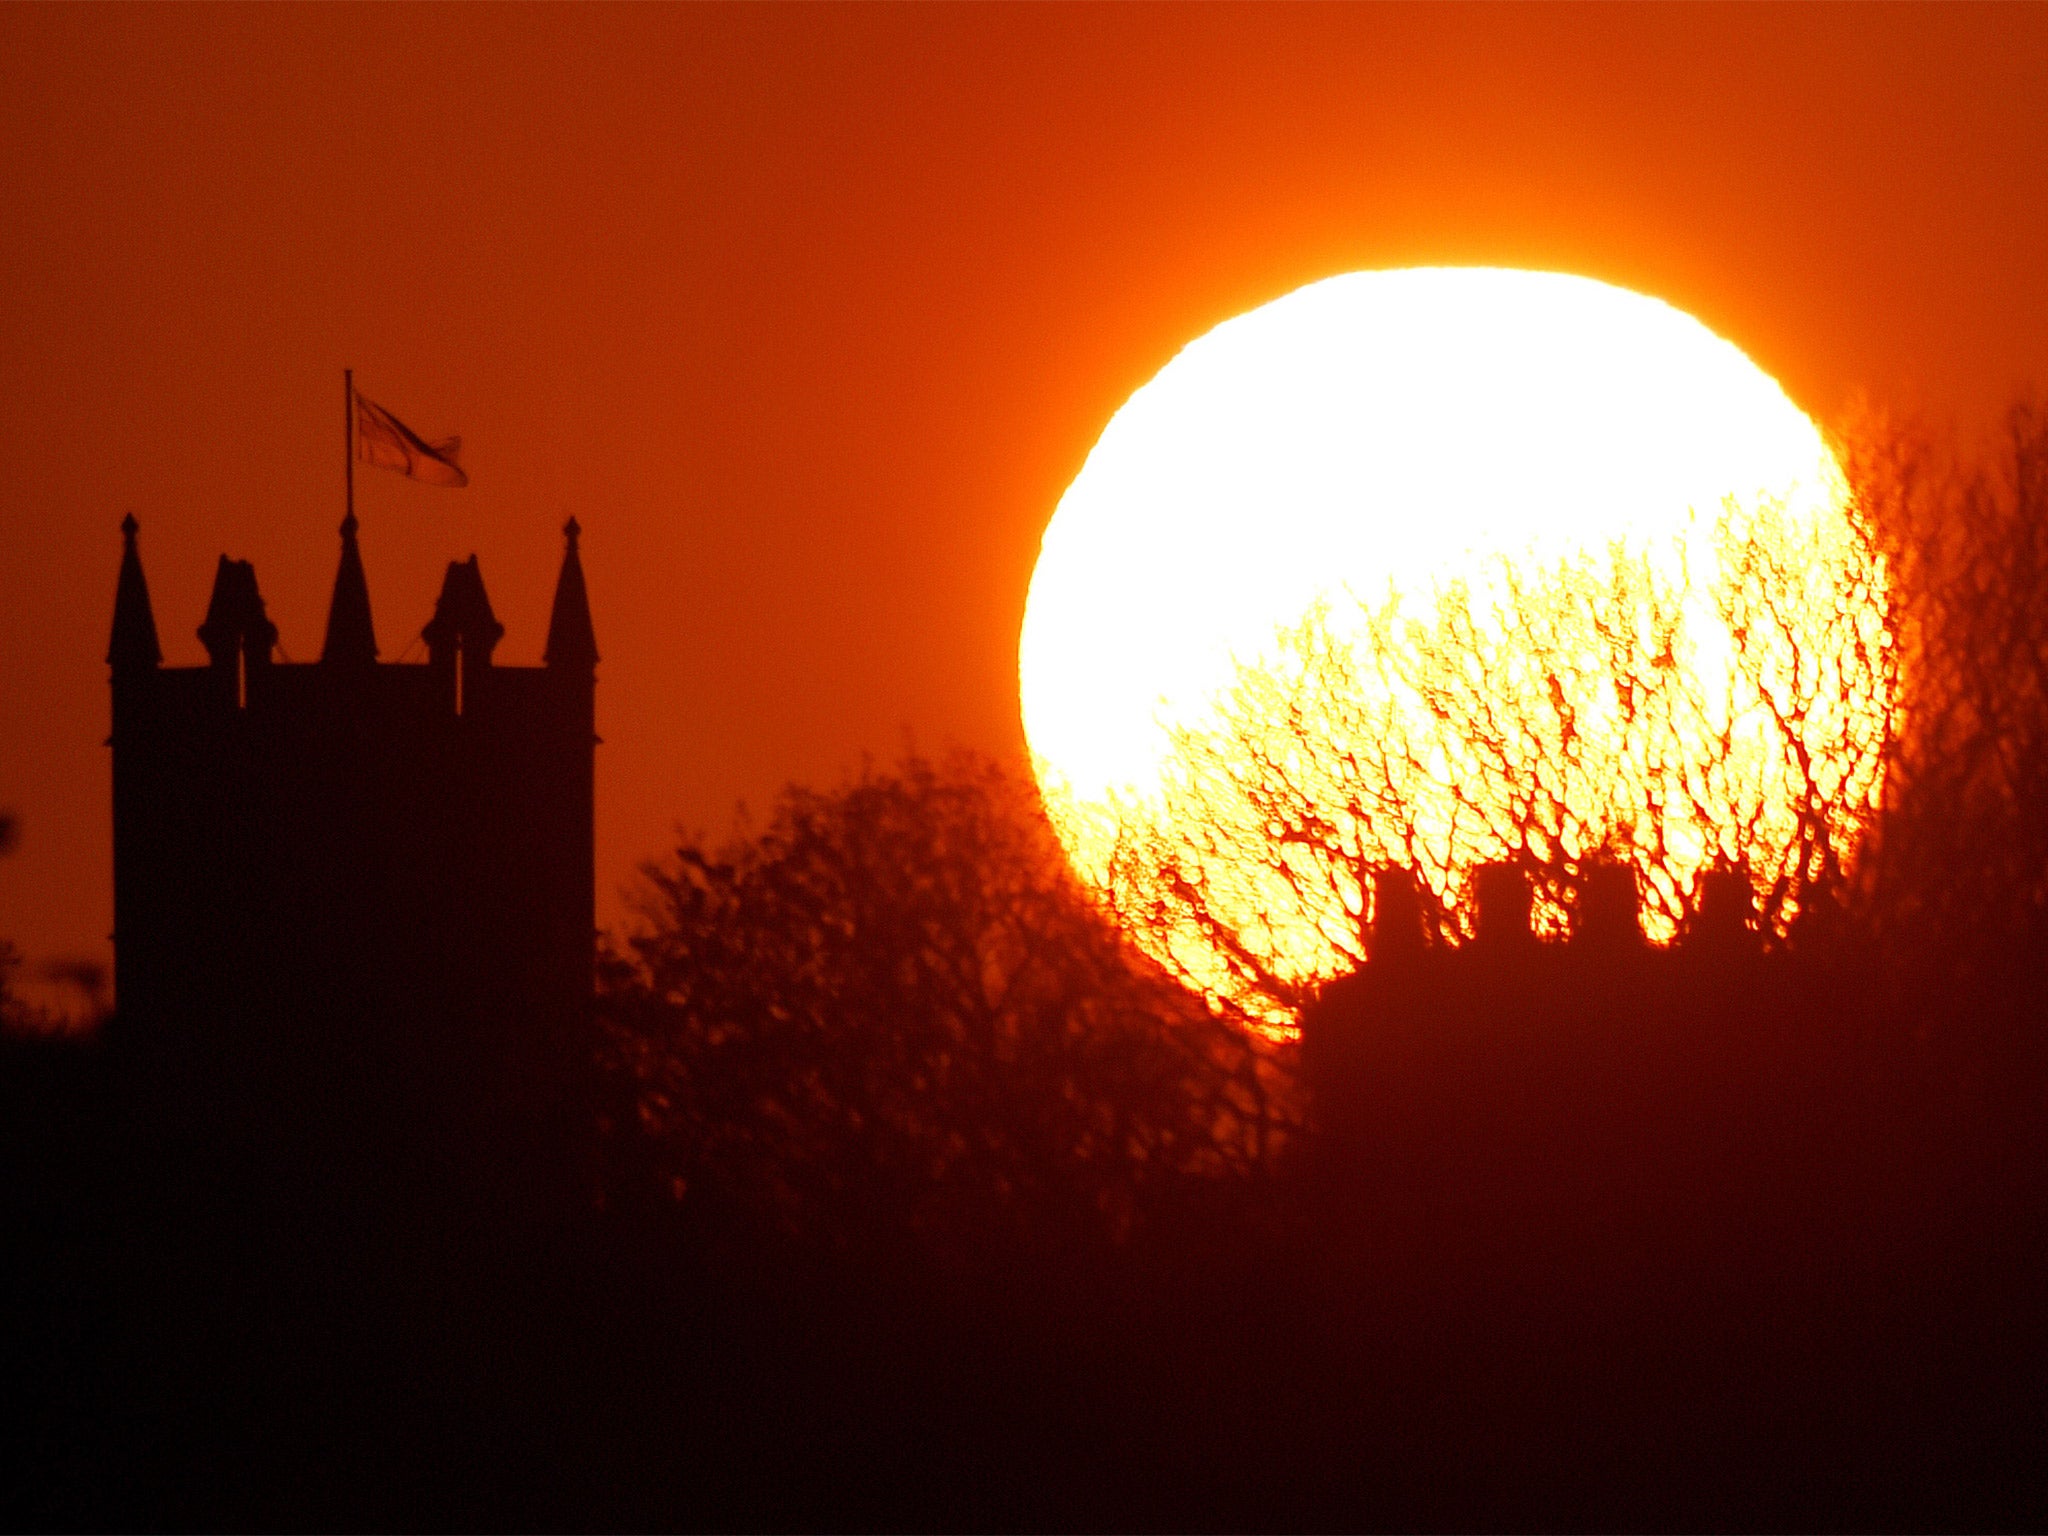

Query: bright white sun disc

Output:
[1019, 267, 1845, 810]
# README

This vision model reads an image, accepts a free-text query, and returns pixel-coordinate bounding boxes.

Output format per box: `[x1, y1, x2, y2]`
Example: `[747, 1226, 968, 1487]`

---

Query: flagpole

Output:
[343, 368, 355, 525]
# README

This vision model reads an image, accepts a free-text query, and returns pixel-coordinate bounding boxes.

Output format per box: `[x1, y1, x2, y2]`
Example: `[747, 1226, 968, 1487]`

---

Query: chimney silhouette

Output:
[1472, 862, 1533, 946]
[1574, 861, 1643, 948]
[1689, 864, 1759, 950]
[1368, 865, 1426, 963]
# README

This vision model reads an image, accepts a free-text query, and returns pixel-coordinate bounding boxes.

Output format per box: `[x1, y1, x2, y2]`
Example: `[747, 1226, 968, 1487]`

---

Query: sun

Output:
[1019, 268, 1890, 1011]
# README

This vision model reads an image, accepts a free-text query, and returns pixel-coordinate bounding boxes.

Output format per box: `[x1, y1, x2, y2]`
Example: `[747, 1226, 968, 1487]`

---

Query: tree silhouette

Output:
[1088, 488, 1895, 1023]
[598, 752, 1294, 1251]
[0, 941, 23, 1031]
[1851, 401, 2048, 994]
[0, 812, 30, 1032]
[1, 811, 115, 1037]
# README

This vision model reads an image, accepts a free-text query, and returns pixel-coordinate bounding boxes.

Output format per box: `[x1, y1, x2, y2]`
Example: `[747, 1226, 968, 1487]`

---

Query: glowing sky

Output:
[3, 7, 2047, 994]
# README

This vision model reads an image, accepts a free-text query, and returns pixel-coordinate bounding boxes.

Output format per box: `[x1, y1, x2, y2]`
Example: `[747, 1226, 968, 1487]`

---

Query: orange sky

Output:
[4, 4, 2047, 996]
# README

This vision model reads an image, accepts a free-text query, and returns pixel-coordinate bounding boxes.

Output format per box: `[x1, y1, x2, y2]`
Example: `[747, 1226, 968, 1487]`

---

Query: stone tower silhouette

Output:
[107, 514, 597, 1169]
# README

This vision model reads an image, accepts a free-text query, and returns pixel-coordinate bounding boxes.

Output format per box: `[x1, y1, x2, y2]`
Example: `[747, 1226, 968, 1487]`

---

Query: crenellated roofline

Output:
[109, 516, 599, 679]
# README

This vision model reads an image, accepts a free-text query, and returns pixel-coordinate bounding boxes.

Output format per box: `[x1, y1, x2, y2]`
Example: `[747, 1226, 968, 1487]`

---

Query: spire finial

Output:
[108, 514, 162, 670]
[322, 508, 378, 665]
[545, 518, 598, 671]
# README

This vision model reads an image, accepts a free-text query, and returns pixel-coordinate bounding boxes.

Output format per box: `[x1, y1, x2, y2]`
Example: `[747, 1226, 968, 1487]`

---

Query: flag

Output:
[354, 389, 468, 488]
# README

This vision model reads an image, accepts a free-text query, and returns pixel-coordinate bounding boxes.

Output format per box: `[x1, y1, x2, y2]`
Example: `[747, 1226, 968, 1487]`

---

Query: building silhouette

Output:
[106, 513, 597, 1176]
[1301, 860, 1795, 1273]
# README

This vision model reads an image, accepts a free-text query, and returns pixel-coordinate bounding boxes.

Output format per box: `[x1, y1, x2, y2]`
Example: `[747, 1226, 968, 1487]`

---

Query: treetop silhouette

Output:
[599, 751, 1295, 1251]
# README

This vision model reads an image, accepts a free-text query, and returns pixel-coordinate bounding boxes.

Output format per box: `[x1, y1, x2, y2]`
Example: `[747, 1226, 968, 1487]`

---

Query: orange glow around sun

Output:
[1020, 268, 1892, 1017]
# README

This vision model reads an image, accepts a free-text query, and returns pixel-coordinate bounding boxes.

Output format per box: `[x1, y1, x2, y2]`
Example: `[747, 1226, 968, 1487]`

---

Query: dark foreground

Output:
[8, 1010, 2047, 1534]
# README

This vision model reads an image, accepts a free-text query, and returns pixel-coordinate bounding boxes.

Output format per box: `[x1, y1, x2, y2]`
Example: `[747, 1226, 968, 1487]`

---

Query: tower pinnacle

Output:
[543, 518, 598, 670]
[108, 514, 163, 671]
[322, 511, 379, 665]
[422, 556, 504, 664]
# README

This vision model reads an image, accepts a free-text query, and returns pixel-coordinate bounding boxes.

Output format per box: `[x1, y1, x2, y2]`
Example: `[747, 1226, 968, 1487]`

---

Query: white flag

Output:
[354, 389, 468, 488]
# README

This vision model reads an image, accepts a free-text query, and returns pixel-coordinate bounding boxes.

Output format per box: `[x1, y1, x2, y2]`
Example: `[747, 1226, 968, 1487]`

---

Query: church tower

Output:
[108, 517, 598, 1173]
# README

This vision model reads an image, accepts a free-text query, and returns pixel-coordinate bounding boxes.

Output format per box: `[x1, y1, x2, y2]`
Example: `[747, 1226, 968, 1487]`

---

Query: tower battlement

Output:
[106, 515, 598, 1167]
